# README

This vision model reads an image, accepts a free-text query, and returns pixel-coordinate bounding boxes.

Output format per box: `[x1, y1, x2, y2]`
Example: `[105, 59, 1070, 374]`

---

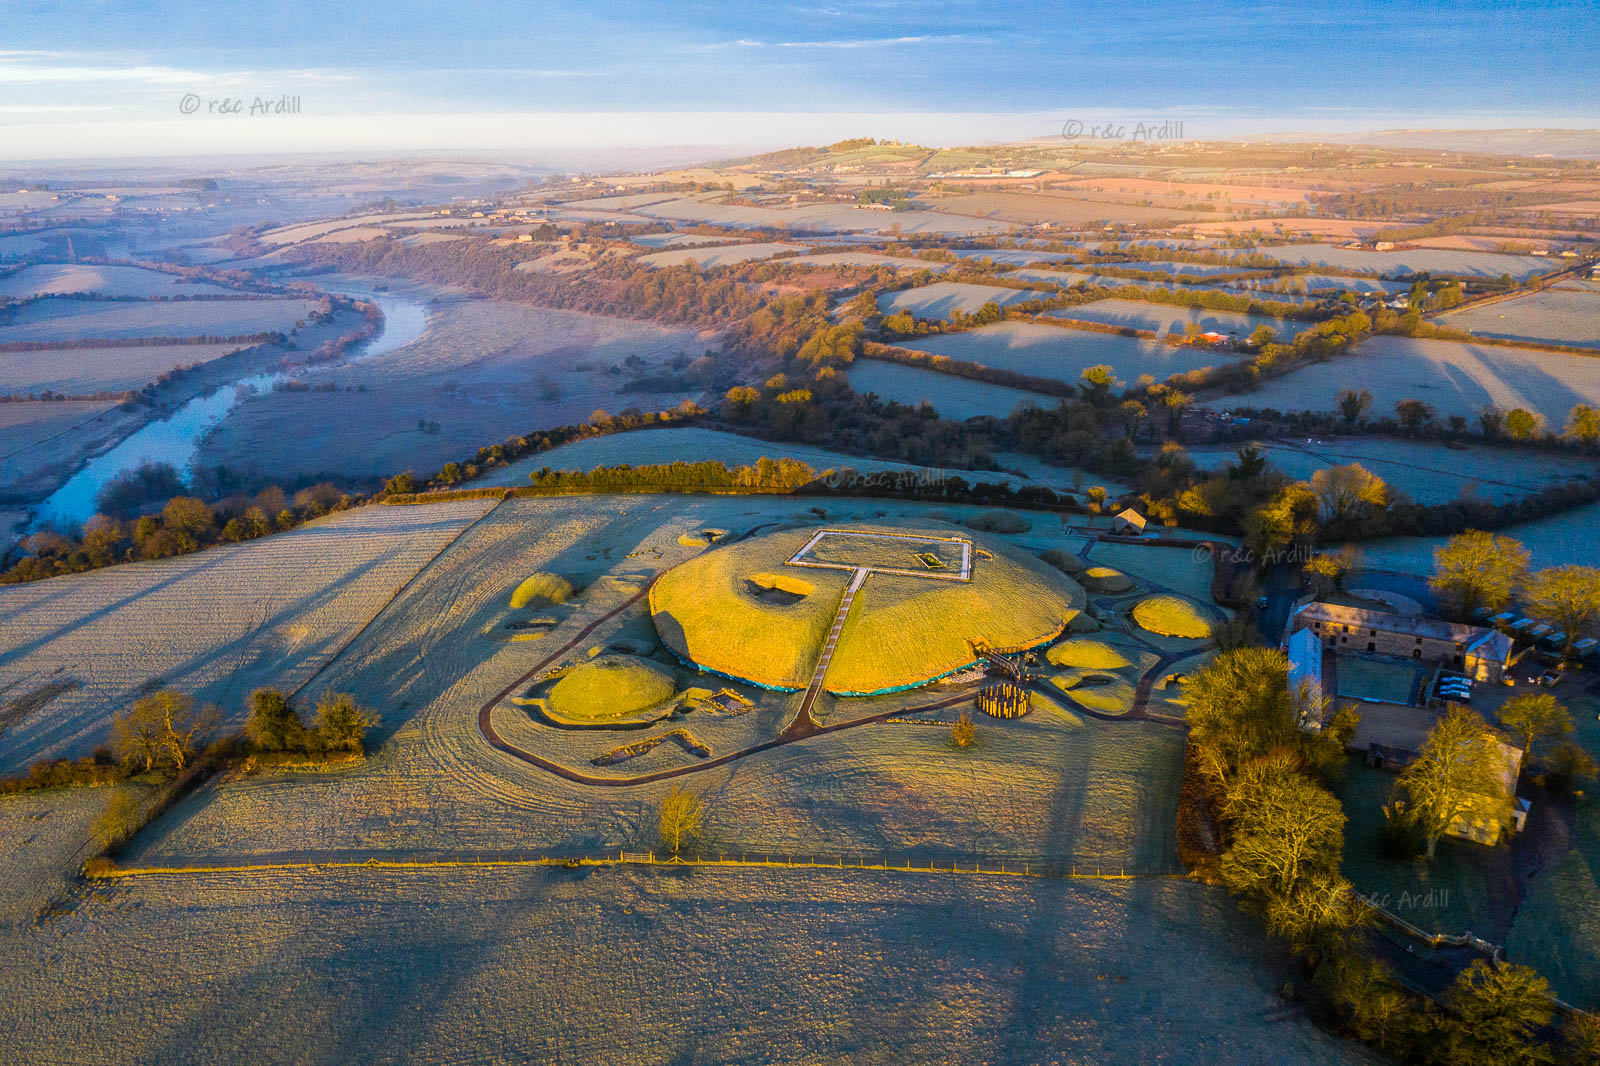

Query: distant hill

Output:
[1269, 128, 1600, 160]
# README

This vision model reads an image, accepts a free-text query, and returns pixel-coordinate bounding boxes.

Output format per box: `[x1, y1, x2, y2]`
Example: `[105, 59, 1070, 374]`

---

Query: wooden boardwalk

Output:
[792, 566, 869, 733]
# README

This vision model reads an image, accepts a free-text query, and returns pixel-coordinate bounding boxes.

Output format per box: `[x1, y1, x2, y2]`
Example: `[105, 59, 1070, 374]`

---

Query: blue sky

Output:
[4, 0, 1597, 158]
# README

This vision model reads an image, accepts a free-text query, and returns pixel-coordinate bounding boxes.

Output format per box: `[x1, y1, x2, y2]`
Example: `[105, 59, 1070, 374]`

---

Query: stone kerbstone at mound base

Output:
[544, 655, 678, 726]
[1080, 566, 1134, 593]
[1131, 595, 1213, 639]
[650, 523, 1087, 694]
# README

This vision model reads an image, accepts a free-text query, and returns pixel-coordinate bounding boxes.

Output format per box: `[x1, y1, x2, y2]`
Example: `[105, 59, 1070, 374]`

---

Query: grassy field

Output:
[847, 358, 1056, 419]
[1045, 298, 1295, 340]
[0, 398, 136, 501]
[476, 427, 952, 488]
[0, 866, 1380, 1064]
[0, 341, 246, 395]
[1256, 243, 1557, 280]
[1184, 438, 1595, 506]
[197, 301, 706, 483]
[0, 264, 232, 299]
[583, 195, 1014, 236]
[0, 783, 151, 923]
[1505, 688, 1600, 1009]
[877, 282, 1041, 320]
[638, 242, 806, 268]
[1440, 288, 1600, 348]
[1359, 500, 1600, 575]
[801, 250, 952, 272]
[0, 498, 496, 772]
[1212, 334, 1600, 425]
[898, 321, 1228, 384]
[4, 297, 326, 342]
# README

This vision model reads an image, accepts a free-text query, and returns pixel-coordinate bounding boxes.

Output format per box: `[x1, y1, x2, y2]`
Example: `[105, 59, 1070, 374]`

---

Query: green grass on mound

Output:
[1080, 566, 1134, 594]
[1131, 595, 1212, 639]
[509, 572, 575, 609]
[1047, 640, 1133, 670]
[544, 655, 678, 726]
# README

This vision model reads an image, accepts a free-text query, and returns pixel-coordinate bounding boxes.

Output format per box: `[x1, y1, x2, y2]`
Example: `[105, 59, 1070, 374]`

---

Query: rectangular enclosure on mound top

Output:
[786, 529, 973, 581]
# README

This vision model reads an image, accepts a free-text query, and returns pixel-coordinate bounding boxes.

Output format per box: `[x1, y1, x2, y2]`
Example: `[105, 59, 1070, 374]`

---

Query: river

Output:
[31, 286, 429, 529]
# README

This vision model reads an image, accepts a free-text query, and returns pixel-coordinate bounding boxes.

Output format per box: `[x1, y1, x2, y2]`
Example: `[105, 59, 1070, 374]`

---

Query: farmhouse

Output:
[1285, 601, 1512, 682]
[1111, 508, 1148, 536]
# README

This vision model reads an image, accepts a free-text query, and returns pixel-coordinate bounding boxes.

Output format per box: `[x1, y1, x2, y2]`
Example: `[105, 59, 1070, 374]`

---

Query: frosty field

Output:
[1184, 438, 1595, 506]
[0, 498, 495, 771]
[801, 250, 952, 272]
[1213, 334, 1600, 424]
[899, 321, 1230, 383]
[0, 341, 245, 395]
[0, 866, 1378, 1065]
[638, 241, 805, 268]
[1439, 287, 1600, 348]
[847, 358, 1054, 419]
[1255, 243, 1557, 280]
[1045, 298, 1295, 340]
[877, 281, 1042, 320]
[4, 297, 327, 342]
[0, 264, 232, 299]
[196, 301, 707, 483]
[1358, 499, 1600, 575]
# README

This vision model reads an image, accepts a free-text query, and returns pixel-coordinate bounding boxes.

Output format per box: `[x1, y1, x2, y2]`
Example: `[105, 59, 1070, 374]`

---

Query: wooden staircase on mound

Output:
[792, 566, 870, 732]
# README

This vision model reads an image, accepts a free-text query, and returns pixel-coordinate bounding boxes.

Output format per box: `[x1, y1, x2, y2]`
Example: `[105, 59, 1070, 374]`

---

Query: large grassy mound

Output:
[650, 524, 1085, 693]
[544, 655, 677, 726]
[1131, 595, 1213, 639]
[1047, 640, 1132, 670]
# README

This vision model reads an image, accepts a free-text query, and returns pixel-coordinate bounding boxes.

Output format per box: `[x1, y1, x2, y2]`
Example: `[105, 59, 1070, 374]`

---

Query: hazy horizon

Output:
[4, 0, 1596, 160]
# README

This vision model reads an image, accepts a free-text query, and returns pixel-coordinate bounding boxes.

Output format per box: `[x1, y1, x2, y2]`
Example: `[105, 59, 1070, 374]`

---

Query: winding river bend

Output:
[33, 287, 428, 529]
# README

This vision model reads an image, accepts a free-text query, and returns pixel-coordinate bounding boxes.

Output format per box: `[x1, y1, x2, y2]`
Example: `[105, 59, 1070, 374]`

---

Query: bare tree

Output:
[110, 691, 217, 775]
[658, 785, 705, 856]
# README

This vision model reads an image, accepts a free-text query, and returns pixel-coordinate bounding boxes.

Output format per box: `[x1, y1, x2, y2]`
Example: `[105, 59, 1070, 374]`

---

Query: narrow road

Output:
[787, 566, 868, 739]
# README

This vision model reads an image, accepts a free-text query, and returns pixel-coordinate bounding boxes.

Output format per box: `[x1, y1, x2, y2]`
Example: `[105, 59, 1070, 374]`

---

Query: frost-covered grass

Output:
[1440, 288, 1600, 348]
[0, 784, 149, 922]
[0, 498, 496, 772]
[638, 242, 806, 268]
[846, 358, 1055, 420]
[1256, 243, 1557, 280]
[898, 321, 1228, 384]
[1184, 438, 1594, 506]
[475, 427, 952, 488]
[1045, 297, 1295, 340]
[0, 866, 1378, 1064]
[0, 341, 244, 394]
[4, 297, 326, 342]
[876, 282, 1039, 320]
[1088, 542, 1216, 602]
[1359, 499, 1600, 575]
[801, 251, 952, 272]
[1212, 334, 1600, 425]
[0, 264, 231, 299]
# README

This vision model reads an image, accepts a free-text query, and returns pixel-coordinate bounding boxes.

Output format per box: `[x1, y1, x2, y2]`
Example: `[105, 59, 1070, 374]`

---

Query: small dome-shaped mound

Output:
[1047, 640, 1132, 670]
[1080, 566, 1133, 593]
[1039, 548, 1087, 575]
[678, 528, 729, 547]
[545, 655, 676, 726]
[509, 572, 575, 609]
[1132, 595, 1213, 639]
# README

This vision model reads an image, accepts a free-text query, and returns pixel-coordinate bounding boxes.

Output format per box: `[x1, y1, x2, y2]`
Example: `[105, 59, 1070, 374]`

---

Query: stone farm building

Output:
[1285, 602, 1513, 682]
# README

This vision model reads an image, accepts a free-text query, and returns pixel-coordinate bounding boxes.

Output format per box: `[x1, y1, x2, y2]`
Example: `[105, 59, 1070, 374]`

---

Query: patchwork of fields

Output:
[1044, 298, 1296, 340]
[1440, 287, 1600, 348]
[1256, 243, 1557, 280]
[848, 358, 1054, 419]
[0, 341, 246, 395]
[877, 281, 1041, 320]
[898, 321, 1229, 383]
[0, 264, 232, 299]
[4, 297, 325, 342]
[1212, 335, 1600, 424]
[638, 241, 806, 268]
